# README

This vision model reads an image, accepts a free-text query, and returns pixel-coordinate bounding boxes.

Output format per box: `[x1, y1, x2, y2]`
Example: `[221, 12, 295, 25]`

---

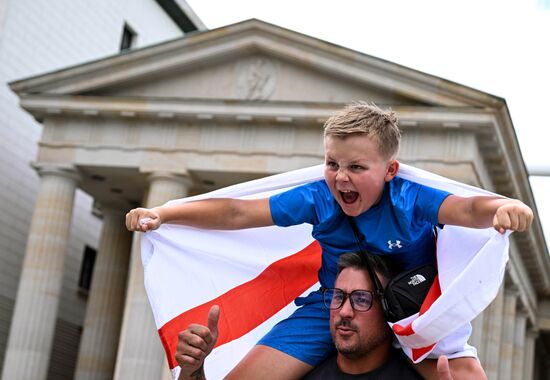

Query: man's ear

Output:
[384, 160, 399, 182]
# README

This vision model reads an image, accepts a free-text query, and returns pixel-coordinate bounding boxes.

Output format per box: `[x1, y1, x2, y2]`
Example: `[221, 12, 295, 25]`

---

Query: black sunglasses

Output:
[322, 288, 375, 312]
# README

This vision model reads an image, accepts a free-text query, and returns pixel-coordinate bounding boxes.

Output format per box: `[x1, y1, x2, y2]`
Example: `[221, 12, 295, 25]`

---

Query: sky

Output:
[186, 0, 550, 246]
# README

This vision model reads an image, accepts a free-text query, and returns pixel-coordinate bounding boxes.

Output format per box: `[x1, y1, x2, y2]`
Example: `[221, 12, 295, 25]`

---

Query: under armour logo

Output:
[387, 240, 402, 249]
[408, 274, 427, 286]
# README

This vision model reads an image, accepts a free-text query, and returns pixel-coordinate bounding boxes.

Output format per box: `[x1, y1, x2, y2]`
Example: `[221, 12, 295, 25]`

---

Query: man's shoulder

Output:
[302, 350, 423, 379]
[301, 354, 338, 379]
[375, 349, 424, 379]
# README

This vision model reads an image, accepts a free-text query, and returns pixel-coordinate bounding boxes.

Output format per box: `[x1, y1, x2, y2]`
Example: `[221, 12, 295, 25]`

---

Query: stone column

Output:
[523, 329, 537, 380]
[498, 289, 517, 380]
[1, 166, 80, 380]
[511, 312, 527, 380]
[481, 284, 505, 380]
[114, 172, 191, 380]
[74, 209, 133, 380]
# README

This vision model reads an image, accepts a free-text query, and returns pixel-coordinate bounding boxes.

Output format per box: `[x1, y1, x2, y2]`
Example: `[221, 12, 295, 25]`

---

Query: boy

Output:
[126, 102, 533, 379]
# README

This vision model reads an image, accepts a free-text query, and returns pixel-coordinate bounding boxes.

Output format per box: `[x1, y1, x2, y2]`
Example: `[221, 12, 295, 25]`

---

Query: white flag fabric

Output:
[140, 164, 509, 379]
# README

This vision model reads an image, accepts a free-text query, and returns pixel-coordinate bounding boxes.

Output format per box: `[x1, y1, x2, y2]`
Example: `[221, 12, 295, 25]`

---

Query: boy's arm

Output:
[126, 198, 273, 232]
[438, 195, 533, 233]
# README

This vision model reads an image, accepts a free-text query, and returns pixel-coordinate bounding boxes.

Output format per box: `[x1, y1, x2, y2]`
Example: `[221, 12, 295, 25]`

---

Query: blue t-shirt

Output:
[269, 177, 450, 288]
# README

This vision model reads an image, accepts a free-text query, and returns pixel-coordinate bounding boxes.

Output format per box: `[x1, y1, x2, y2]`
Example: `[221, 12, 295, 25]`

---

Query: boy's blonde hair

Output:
[323, 102, 401, 160]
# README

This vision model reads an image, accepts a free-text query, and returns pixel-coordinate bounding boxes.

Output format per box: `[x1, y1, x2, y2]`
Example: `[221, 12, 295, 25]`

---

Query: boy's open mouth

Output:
[340, 190, 359, 204]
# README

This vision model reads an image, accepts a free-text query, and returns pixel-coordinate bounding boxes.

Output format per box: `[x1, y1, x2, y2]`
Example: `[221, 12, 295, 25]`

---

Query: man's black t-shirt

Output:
[302, 348, 423, 380]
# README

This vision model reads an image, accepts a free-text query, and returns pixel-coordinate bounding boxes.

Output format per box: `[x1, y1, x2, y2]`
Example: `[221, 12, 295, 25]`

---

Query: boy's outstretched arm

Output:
[126, 198, 273, 232]
[438, 195, 533, 234]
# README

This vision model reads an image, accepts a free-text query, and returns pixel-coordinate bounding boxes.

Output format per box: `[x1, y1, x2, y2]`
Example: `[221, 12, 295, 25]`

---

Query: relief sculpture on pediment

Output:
[235, 58, 277, 100]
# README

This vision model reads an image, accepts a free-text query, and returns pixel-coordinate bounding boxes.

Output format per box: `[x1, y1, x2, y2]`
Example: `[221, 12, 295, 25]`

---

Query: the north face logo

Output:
[408, 274, 427, 286]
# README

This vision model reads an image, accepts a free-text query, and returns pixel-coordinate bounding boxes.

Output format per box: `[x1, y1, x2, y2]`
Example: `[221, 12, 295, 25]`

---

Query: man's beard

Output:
[333, 319, 392, 359]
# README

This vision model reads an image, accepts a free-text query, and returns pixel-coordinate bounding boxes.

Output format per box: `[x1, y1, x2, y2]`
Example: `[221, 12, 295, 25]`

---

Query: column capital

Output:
[31, 162, 81, 182]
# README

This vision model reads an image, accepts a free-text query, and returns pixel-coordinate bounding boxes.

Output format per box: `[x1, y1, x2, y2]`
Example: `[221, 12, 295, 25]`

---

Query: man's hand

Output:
[437, 356, 453, 380]
[176, 305, 220, 380]
[493, 200, 533, 234]
[125, 207, 162, 232]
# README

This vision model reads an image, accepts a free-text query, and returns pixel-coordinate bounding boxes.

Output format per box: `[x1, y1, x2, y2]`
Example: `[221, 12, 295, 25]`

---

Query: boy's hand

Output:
[125, 207, 162, 232]
[175, 305, 220, 378]
[493, 200, 533, 234]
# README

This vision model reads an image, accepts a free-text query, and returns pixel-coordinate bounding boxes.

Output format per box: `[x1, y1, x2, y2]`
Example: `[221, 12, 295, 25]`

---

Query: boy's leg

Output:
[224, 290, 333, 379]
[226, 345, 313, 380]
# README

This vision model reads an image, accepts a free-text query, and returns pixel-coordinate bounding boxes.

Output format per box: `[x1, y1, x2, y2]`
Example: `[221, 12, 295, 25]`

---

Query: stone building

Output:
[4, 16, 550, 380]
[0, 0, 204, 379]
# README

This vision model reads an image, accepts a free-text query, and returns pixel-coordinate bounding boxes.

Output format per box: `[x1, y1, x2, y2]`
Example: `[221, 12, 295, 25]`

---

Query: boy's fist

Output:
[493, 200, 533, 234]
[125, 207, 162, 232]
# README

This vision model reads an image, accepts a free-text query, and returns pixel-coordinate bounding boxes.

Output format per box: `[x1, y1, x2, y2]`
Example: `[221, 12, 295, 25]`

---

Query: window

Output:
[78, 246, 97, 292]
[120, 23, 136, 51]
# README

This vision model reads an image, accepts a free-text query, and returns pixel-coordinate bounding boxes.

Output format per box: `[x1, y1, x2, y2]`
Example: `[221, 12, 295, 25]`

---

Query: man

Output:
[175, 252, 460, 379]
[302, 251, 422, 379]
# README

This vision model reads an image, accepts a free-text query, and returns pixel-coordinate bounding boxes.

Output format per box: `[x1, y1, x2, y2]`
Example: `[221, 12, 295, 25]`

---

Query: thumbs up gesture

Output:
[175, 305, 220, 380]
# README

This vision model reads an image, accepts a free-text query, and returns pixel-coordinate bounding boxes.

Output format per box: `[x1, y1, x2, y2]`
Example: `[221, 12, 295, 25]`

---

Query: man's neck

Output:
[335, 341, 392, 375]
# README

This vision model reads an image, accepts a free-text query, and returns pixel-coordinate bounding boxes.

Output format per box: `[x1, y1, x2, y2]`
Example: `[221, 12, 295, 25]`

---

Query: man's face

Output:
[324, 135, 398, 217]
[329, 267, 392, 359]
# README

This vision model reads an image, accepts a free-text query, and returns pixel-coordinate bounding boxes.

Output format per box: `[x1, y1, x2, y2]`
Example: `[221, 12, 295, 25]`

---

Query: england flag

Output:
[140, 164, 509, 379]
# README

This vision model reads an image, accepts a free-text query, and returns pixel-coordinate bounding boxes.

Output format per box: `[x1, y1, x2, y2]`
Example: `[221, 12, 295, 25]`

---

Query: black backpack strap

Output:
[346, 216, 394, 320]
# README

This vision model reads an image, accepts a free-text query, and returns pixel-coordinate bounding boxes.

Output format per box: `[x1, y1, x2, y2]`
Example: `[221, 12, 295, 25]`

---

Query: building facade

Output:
[0, 1, 204, 379]
[3, 15, 550, 380]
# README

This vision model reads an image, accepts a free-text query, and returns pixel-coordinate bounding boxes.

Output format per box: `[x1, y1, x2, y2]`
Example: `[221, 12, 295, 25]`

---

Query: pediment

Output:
[88, 53, 421, 106]
[10, 19, 498, 108]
